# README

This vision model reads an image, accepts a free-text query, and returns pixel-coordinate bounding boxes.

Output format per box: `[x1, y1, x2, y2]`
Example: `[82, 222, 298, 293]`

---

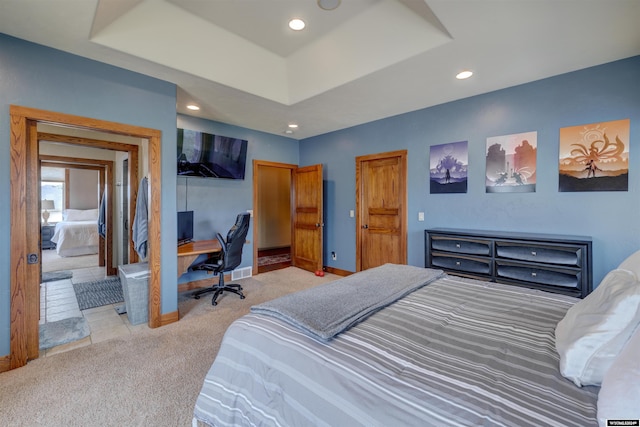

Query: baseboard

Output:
[159, 311, 179, 327]
[0, 354, 11, 373]
[324, 266, 353, 277]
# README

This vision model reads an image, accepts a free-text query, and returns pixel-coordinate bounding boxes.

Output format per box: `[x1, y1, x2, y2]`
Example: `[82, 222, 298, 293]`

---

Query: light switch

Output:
[349, 210, 355, 218]
[418, 212, 425, 221]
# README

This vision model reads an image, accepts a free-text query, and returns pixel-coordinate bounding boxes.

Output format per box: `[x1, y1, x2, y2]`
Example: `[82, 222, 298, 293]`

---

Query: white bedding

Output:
[51, 220, 99, 257]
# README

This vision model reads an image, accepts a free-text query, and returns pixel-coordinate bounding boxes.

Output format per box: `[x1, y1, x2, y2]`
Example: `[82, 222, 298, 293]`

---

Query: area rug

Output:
[42, 270, 73, 283]
[73, 276, 124, 311]
[39, 316, 90, 350]
[258, 253, 291, 266]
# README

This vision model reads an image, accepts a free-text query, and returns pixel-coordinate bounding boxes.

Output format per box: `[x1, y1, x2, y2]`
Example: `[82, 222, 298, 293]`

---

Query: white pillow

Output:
[618, 249, 640, 279]
[65, 208, 99, 221]
[597, 325, 640, 427]
[555, 268, 640, 386]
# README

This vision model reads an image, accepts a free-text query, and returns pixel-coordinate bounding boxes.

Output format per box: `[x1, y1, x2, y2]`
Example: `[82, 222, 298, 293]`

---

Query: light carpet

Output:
[0, 267, 340, 427]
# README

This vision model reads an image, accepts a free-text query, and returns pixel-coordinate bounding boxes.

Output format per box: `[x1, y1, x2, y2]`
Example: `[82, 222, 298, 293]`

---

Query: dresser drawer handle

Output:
[456, 243, 461, 248]
[531, 272, 537, 277]
[531, 251, 537, 256]
[455, 261, 461, 266]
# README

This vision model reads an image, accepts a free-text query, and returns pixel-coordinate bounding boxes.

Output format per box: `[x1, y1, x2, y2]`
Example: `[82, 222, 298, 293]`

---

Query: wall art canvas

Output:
[559, 119, 629, 192]
[429, 141, 468, 194]
[485, 131, 537, 193]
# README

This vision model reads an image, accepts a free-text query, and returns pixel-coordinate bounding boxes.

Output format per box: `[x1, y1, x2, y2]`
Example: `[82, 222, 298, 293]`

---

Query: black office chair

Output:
[191, 213, 251, 305]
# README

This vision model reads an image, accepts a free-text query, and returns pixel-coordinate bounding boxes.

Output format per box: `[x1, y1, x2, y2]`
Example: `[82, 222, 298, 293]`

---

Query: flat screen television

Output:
[177, 128, 248, 179]
[177, 210, 194, 245]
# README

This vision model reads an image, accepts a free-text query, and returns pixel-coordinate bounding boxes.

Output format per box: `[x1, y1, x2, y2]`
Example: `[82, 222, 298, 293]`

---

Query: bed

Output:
[193, 262, 640, 427]
[50, 208, 100, 257]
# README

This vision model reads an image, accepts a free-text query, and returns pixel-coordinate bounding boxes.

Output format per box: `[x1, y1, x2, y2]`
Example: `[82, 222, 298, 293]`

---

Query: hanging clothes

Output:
[132, 176, 149, 259]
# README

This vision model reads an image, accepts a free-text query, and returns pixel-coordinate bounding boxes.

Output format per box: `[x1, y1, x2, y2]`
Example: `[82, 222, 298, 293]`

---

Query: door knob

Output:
[362, 224, 369, 229]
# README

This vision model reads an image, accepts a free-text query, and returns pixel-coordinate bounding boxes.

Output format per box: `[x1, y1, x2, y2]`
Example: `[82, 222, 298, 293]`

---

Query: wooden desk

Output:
[177, 239, 222, 277]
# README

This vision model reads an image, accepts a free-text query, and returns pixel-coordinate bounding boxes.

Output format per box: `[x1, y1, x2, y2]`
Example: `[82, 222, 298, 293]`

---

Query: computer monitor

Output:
[177, 210, 194, 245]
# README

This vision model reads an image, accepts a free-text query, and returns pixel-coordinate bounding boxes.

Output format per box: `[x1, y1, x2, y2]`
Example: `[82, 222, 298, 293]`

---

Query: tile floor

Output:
[40, 265, 150, 357]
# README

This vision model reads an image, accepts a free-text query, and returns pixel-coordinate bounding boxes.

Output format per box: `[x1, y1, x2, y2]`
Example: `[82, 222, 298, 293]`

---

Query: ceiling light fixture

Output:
[289, 18, 305, 31]
[288, 124, 299, 129]
[317, 0, 341, 11]
[456, 70, 473, 80]
[284, 129, 294, 134]
[186, 104, 200, 111]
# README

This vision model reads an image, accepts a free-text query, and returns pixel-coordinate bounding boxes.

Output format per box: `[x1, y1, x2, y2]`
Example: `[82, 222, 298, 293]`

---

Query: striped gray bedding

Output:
[194, 273, 599, 427]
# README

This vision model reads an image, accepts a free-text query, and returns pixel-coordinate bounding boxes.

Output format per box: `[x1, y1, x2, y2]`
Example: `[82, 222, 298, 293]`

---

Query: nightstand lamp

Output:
[41, 199, 55, 225]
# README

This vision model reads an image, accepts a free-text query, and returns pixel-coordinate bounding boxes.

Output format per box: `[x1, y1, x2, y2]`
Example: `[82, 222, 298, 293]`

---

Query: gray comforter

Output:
[194, 270, 598, 427]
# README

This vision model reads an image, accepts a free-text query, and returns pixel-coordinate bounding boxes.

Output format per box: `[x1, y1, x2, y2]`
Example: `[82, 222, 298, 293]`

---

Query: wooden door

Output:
[356, 150, 407, 271]
[292, 164, 323, 272]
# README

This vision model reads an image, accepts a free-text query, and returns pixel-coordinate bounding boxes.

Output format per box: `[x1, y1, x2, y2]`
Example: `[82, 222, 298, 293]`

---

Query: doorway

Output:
[256, 164, 292, 273]
[356, 150, 408, 271]
[9, 105, 162, 370]
[252, 160, 324, 275]
[40, 153, 114, 273]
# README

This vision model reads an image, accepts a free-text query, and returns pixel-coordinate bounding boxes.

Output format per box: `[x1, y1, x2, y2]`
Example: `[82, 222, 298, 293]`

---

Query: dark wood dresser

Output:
[425, 228, 592, 298]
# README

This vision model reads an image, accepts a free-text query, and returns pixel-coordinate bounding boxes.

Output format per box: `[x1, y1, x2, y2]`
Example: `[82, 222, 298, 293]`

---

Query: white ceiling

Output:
[1, 0, 639, 139]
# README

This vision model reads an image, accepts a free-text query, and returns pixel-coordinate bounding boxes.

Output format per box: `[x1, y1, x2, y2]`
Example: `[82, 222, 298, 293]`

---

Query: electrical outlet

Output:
[331, 251, 337, 260]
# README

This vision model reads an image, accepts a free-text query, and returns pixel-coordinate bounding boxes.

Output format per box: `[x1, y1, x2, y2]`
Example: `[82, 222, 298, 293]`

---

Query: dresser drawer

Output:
[431, 254, 492, 276]
[495, 241, 583, 267]
[495, 261, 581, 290]
[430, 236, 492, 257]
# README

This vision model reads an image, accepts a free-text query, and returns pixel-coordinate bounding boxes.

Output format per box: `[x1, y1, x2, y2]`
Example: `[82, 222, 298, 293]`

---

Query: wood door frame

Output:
[252, 160, 297, 276]
[40, 154, 120, 276]
[355, 149, 408, 271]
[9, 105, 162, 370]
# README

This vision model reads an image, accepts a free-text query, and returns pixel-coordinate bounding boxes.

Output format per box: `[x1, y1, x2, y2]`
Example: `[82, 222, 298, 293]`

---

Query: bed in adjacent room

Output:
[193, 261, 640, 427]
[50, 208, 100, 257]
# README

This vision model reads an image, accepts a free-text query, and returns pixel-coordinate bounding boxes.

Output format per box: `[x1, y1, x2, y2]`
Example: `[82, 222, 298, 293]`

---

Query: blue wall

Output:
[2, 31, 638, 358]
[176, 115, 299, 284]
[301, 56, 640, 287]
[0, 34, 177, 356]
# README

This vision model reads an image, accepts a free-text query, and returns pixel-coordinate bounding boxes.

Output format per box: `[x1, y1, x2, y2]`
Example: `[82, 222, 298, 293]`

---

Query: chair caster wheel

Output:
[240, 295, 245, 299]
[194, 295, 200, 300]
[212, 301, 218, 306]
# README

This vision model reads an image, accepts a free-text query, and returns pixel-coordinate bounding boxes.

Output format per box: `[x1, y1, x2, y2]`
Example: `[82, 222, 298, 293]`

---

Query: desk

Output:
[177, 239, 222, 277]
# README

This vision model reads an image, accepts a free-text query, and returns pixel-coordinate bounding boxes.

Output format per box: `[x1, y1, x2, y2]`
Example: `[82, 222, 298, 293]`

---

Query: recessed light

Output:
[456, 70, 473, 80]
[284, 129, 294, 134]
[289, 18, 305, 31]
[186, 104, 200, 111]
[288, 124, 299, 129]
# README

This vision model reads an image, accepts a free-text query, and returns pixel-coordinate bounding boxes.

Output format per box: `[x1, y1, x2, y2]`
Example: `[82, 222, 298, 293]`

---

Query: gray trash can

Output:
[118, 262, 150, 325]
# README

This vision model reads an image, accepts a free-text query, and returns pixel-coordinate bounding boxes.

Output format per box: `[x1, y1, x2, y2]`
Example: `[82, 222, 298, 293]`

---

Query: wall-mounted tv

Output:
[177, 128, 248, 179]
